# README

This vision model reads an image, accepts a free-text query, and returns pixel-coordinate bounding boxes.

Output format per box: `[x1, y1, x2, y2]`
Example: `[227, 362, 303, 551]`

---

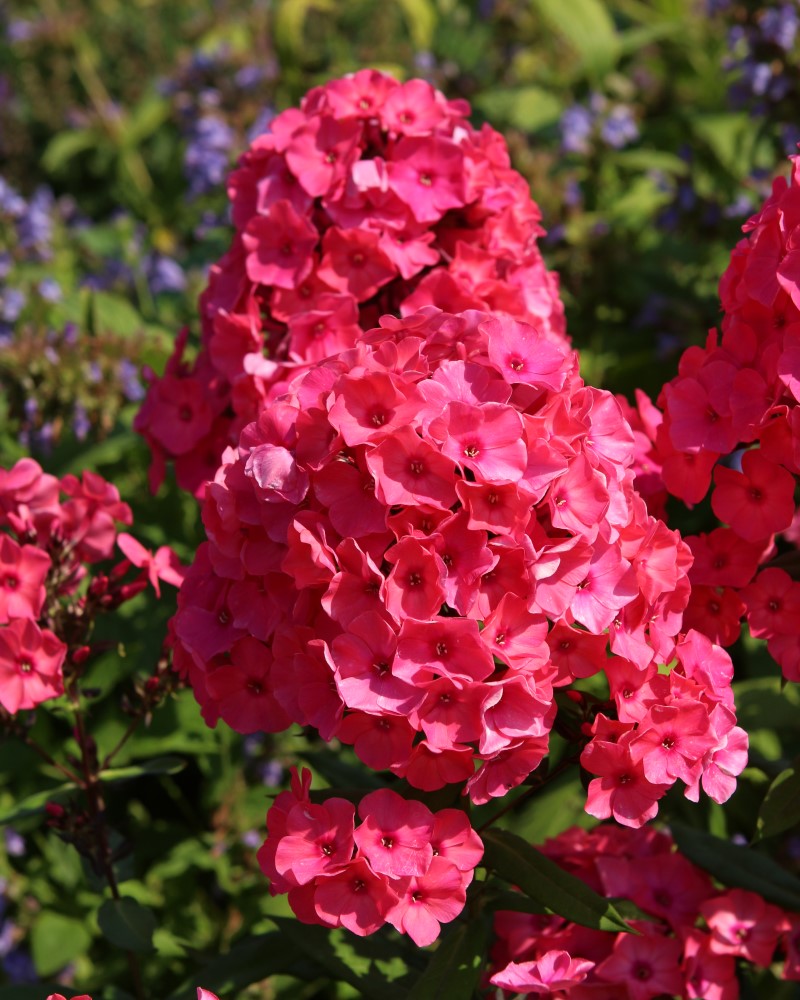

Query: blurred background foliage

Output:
[2, 0, 800, 996]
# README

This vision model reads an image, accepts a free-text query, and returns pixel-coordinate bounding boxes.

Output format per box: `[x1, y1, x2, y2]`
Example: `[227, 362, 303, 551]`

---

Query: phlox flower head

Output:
[135, 69, 567, 496]
[258, 770, 482, 944]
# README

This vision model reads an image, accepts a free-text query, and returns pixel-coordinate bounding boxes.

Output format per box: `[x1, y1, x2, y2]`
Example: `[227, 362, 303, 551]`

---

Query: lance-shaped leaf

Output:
[672, 822, 800, 912]
[755, 758, 800, 842]
[482, 829, 631, 932]
[408, 914, 490, 1000]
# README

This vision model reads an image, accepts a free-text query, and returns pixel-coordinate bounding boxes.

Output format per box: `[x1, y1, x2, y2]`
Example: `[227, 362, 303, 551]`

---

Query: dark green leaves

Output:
[98, 897, 157, 952]
[482, 829, 631, 932]
[755, 758, 800, 842]
[672, 823, 800, 912]
[408, 916, 490, 1000]
[32, 912, 93, 977]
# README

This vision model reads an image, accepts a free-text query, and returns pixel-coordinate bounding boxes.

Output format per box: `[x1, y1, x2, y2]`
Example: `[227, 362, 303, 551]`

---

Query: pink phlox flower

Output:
[455, 479, 533, 539]
[274, 797, 356, 885]
[0, 534, 50, 623]
[317, 227, 397, 302]
[490, 950, 594, 994]
[205, 636, 290, 734]
[428, 510, 496, 615]
[322, 537, 386, 627]
[116, 533, 185, 598]
[569, 541, 638, 634]
[384, 535, 447, 622]
[547, 454, 610, 536]
[338, 709, 416, 770]
[430, 400, 527, 484]
[285, 115, 362, 198]
[410, 676, 485, 749]
[417, 359, 511, 430]
[272, 636, 343, 740]
[312, 454, 387, 538]
[700, 888, 785, 966]
[595, 926, 683, 1000]
[480, 593, 550, 672]
[394, 616, 494, 686]
[242, 199, 318, 288]
[328, 370, 423, 447]
[386, 856, 467, 946]
[466, 734, 550, 805]
[741, 566, 800, 638]
[393, 740, 475, 791]
[605, 659, 667, 724]
[367, 427, 459, 511]
[581, 730, 670, 828]
[287, 293, 362, 363]
[331, 611, 419, 714]
[282, 512, 338, 589]
[683, 704, 748, 804]
[711, 448, 795, 542]
[483, 315, 568, 392]
[386, 136, 466, 223]
[687, 527, 766, 589]
[547, 622, 610, 686]
[59, 470, 132, 561]
[353, 788, 434, 878]
[379, 78, 448, 135]
[0, 617, 65, 713]
[312, 855, 398, 935]
[682, 929, 739, 1000]
[479, 675, 555, 756]
[629, 701, 716, 786]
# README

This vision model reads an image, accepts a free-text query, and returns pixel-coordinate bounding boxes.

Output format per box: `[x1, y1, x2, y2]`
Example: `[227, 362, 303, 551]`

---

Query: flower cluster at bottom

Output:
[489, 824, 799, 998]
[257, 768, 483, 945]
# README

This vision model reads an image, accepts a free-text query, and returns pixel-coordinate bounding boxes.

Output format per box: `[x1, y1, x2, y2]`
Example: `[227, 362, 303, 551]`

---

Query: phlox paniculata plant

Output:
[135, 69, 566, 496]
[625, 152, 800, 683]
[171, 302, 747, 938]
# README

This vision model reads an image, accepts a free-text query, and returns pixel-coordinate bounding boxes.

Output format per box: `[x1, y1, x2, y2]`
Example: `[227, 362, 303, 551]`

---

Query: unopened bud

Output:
[110, 558, 132, 581]
[71, 645, 91, 666]
[45, 802, 65, 819]
[565, 690, 584, 705]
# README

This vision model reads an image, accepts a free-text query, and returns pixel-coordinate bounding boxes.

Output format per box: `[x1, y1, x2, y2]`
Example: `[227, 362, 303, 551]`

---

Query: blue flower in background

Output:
[560, 104, 594, 154]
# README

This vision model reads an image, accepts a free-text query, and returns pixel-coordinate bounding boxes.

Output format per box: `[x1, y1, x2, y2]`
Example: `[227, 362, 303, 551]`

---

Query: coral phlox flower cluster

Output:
[171, 306, 742, 827]
[0, 457, 183, 715]
[489, 824, 799, 998]
[135, 69, 566, 496]
[624, 153, 800, 682]
[257, 767, 482, 944]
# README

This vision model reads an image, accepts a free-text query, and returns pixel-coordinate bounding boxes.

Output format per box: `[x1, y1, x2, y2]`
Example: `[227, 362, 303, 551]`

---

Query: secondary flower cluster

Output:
[257, 768, 483, 944]
[626, 153, 800, 682]
[135, 69, 567, 496]
[172, 305, 744, 826]
[48, 991, 220, 1000]
[0, 458, 183, 715]
[489, 824, 799, 998]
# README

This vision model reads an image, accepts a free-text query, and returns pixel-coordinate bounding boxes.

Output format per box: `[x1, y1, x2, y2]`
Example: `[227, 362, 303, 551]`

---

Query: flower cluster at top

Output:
[488, 824, 799, 998]
[258, 768, 483, 944]
[0, 458, 183, 716]
[172, 304, 746, 832]
[135, 68, 567, 496]
[625, 152, 800, 683]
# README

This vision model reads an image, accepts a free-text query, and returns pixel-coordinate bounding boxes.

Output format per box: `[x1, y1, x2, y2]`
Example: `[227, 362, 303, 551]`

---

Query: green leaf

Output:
[42, 128, 99, 173]
[274, 0, 334, 54]
[689, 113, 753, 179]
[611, 148, 690, 176]
[408, 915, 490, 1000]
[124, 93, 171, 147]
[31, 912, 92, 976]
[532, 0, 619, 77]
[482, 829, 631, 932]
[473, 87, 562, 133]
[755, 758, 800, 842]
[166, 932, 312, 1000]
[98, 897, 157, 953]
[0, 780, 78, 824]
[100, 755, 187, 784]
[395, 0, 436, 51]
[271, 918, 416, 999]
[671, 822, 800, 911]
